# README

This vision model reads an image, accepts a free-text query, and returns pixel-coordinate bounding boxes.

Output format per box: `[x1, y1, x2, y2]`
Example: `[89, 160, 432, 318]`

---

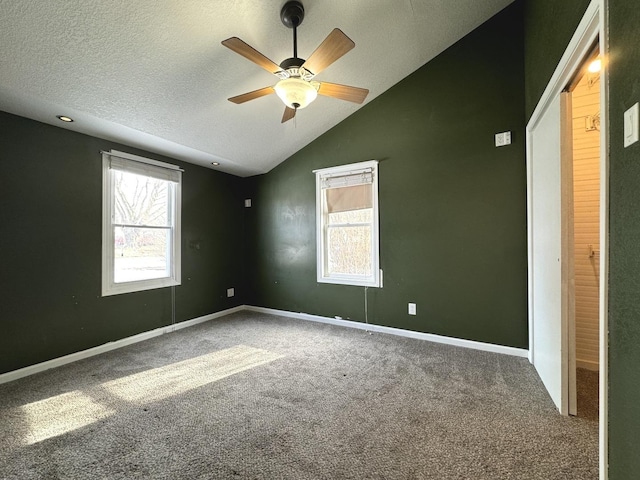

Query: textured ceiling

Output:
[0, 0, 514, 177]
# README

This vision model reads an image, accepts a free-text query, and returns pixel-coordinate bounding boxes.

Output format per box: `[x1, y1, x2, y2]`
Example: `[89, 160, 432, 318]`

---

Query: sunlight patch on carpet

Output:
[18, 345, 282, 445]
[103, 345, 283, 403]
[21, 390, 114, 445]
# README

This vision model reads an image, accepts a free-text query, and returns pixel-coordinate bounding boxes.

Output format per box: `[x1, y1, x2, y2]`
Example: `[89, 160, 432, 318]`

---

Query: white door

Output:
[528, 93, 576, 415]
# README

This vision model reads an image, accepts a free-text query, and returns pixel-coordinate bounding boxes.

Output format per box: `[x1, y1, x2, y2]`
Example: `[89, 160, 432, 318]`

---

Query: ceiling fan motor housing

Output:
[280, 57, 304, 70]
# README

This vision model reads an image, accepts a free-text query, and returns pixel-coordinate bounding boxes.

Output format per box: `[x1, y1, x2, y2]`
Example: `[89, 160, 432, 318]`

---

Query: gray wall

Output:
[246, 2, 528, 348]
[0, 111, 247, 375]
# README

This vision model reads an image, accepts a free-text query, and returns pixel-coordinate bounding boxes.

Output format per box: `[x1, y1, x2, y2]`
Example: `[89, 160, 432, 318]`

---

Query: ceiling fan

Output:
[221, 1, 369, 123]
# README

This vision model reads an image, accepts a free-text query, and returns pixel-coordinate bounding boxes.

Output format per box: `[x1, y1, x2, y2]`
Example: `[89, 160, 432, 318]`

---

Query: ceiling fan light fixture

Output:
[274, 78, 318, 109]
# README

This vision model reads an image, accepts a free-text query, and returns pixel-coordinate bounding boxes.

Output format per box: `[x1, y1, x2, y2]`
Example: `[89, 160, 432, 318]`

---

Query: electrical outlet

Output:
[244, 199, 252, 207]
[227, 288, 234, 297]
[408, 303, 417, 315]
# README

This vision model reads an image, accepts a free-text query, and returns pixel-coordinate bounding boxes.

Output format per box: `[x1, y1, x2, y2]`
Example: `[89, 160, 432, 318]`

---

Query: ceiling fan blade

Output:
[221, 37, 282, 75]
[317, 82, 369, 104]
[228, 86, 275, 104]
[301, 28, 355, 76]
[282, 106, 296, 123]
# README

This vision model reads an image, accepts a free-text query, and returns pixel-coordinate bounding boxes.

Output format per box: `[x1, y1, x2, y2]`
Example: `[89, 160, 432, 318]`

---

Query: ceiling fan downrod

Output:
[280, 1, 305, 67]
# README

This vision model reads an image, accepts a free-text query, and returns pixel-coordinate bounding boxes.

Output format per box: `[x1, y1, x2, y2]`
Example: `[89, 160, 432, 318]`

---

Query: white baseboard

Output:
[0, 305, 244, 386]
[0, 304, 529, 385]
[245, 306, 529, 358]
[576, 359, 600, 371]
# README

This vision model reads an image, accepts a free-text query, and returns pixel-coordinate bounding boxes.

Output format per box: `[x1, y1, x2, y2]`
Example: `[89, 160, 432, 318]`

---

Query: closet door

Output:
[528, 92, 576, 415]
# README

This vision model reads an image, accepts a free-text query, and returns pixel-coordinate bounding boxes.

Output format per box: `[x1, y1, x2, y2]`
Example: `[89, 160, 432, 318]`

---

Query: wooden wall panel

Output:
[572, 72, 600, 370]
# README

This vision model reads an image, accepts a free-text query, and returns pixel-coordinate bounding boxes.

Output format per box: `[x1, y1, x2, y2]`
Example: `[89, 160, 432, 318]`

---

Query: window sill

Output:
[317, 276, 380, 288]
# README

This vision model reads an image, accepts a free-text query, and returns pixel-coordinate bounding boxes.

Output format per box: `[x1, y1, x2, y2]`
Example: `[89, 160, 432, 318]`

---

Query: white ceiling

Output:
[0, 0, 514, 177]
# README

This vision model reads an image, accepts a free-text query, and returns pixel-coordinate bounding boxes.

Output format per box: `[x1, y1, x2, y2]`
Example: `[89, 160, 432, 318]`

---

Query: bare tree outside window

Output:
[113, 171, 172, 283]
[326, 208, 373, 276]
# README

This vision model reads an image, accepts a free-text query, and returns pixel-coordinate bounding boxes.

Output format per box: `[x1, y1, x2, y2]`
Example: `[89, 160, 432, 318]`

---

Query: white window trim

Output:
[101, 150, 182, 296]
[314, 160, 380, 287]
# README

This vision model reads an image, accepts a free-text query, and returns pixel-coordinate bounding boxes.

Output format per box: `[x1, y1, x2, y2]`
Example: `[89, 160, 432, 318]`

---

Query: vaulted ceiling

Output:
[0, 1, 514, 177]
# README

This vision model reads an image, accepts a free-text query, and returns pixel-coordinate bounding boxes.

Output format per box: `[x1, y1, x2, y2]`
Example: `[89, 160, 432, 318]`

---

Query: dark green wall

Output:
[607, 2, 640, 478]
[523, 0, 591, 119]
[247, 3, 528, 348]
[0, 111, 246, 375]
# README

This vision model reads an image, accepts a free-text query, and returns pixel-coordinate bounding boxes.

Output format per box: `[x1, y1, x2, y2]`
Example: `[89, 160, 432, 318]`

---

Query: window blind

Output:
[321, 169, 373, 189]
[326, 184, 372, 213]
[102, 150, 182, 183]
[321, 168, 374, 213]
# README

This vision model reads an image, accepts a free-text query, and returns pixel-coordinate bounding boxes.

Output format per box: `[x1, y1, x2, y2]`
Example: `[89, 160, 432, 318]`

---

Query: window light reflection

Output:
[103, 345, 283, 403]
[18, 345, 282, 445]
[22, 391, 114, 445]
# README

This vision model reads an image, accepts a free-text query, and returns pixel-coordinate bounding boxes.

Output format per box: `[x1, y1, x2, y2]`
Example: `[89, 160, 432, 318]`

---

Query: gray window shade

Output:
[105, 152, 181, 183]
[326, 184, 373, 213]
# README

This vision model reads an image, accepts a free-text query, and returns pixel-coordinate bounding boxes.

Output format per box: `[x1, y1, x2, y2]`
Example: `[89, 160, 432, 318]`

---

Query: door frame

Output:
[525, 0, 608, 478]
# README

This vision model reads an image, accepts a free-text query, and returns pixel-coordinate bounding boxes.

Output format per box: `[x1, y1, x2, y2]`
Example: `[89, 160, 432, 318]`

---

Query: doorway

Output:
[568, 53, 601, 421]
[526, 0, 607, 477]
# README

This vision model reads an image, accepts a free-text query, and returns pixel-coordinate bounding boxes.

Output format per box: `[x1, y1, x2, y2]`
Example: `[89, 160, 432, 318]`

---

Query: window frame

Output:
[314, 160, 380, 287]
[101, 150, 182, 296]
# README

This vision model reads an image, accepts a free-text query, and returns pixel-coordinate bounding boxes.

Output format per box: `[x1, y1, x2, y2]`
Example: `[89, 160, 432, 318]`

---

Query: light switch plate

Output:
[495, 131, 512, 147]
[227, 288, 235, 297]
[624, 103, 639, 148]
[408, 303, 416, 315]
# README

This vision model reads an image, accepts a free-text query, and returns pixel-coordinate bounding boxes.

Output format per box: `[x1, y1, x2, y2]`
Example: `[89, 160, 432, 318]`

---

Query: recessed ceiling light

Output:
[211, 162, 220, 166]
[57, 115, 74, 122]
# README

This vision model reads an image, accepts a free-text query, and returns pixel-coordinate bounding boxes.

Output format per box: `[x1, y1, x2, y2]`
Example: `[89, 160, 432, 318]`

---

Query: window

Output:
[102, 150, 181, 296]
[315, 160, 380, 287]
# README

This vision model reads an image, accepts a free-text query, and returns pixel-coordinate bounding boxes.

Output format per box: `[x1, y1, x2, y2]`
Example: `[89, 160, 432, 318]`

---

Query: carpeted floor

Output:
[0, 312, 598, 479]
[577, 367, 599, 422]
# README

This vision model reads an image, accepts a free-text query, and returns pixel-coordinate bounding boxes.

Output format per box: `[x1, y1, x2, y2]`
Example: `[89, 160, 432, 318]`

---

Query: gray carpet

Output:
[0, 312, 598, 479]
[577, 367, 599, 422]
